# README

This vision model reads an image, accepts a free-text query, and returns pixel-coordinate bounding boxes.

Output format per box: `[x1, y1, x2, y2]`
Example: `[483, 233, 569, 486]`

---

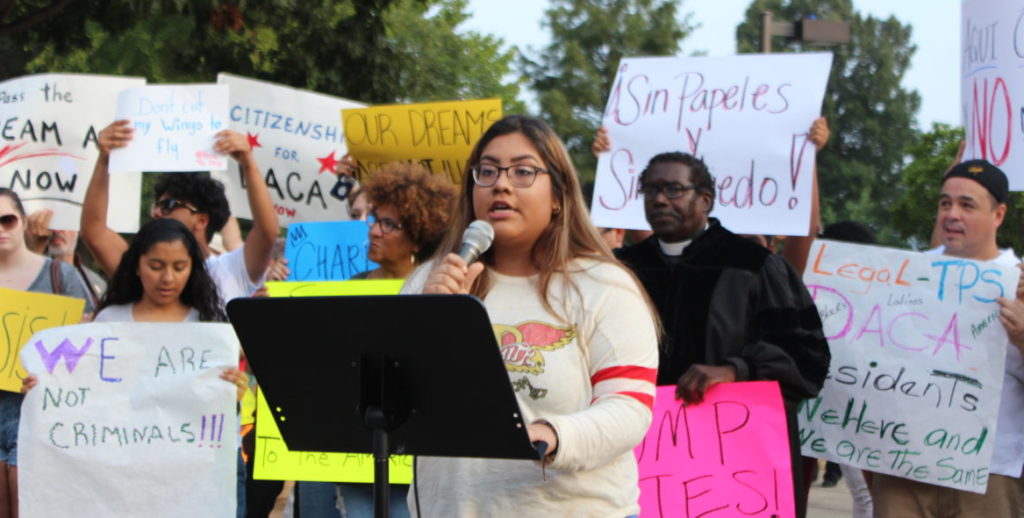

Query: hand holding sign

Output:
[109, 84, 229, 173]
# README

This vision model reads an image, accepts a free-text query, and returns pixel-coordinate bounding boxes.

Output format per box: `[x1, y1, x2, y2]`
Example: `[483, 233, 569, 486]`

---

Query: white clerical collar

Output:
[657, 223, 709, 256]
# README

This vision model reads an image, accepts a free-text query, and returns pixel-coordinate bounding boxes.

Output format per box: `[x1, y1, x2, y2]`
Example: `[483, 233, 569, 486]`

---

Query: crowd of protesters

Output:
[1, 108, 1022, 518]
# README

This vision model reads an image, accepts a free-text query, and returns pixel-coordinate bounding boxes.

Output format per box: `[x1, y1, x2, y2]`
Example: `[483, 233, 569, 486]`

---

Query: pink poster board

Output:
[634, 382, 794, 518]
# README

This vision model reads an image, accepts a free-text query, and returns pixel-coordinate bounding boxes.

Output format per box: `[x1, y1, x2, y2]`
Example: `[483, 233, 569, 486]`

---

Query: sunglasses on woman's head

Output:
[0, 214, 18, 230]
[153, 198, 199, 216]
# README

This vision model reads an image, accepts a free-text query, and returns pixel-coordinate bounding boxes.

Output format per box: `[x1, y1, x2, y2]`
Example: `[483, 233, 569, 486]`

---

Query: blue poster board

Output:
[285, 221, 377, 281]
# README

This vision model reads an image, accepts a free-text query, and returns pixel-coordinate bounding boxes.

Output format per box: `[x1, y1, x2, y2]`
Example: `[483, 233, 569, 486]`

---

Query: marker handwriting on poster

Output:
[801, 240, 1016, 493]
[110, 85, 229, 174]
[0, 74, 144, 232]
[19, 323, 239, 518]
[591, 53, 831, 235]
[284, 221, 376, 281]
[342, 99, 501, 183]
[0, 287, 85, 393]
[634, 383, 795, 518]
[961, 0, 1024, 189]
[215, 74, 366, 225]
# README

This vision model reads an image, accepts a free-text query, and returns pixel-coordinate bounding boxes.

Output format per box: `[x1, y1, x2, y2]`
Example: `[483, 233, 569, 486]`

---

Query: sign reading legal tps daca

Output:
[591, 53, 832, 236]
[801, 241, 1019, 493]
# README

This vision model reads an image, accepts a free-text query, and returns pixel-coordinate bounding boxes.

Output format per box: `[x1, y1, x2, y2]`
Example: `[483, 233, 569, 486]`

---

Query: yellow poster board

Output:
[0, 287, 85, 392]
[254, 279, 410, 483]
[342, 98, 502, 183]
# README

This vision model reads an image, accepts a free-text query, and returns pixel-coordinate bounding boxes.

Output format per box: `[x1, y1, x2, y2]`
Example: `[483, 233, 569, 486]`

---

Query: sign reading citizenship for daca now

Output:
[0, 73, 144, 232]
[215, 73, 366, 225]
[801, 240, 1018, 493]
[342, 98, 502, 183]
[18, 323, 240, 518]
[591, 53, 832, 236]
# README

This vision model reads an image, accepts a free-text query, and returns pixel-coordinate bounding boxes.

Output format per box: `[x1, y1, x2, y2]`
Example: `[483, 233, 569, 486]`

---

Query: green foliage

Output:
[736, 0, 921, 245]
[893, 123, 1024, 253]
[522, 0, 694, 182]
[10, 0, 521, 109]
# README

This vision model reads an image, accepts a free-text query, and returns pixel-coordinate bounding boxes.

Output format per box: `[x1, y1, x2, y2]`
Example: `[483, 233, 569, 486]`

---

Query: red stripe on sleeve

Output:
[617, 391, 655, 410]
[591, 365, 657, 385]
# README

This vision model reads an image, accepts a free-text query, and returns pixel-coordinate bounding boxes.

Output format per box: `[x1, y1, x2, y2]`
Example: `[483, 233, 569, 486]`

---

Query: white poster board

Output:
[592, 53, 832, 235]
[215, 73, 366, 225]
[961, 0, 1024, 189]
[110, 84, 229, 174]
[18, 323, 240, 518]
[801, 240, 1017, 493]
[0, 74, 144, 232]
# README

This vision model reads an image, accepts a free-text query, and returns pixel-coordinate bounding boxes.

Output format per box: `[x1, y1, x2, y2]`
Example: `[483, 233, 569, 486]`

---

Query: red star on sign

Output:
[247, 132, 262, 148]
[317, 150, 340, 174]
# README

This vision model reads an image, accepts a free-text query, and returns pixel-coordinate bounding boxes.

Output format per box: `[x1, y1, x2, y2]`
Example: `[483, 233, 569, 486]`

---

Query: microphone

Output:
[458, 220, 494, 264]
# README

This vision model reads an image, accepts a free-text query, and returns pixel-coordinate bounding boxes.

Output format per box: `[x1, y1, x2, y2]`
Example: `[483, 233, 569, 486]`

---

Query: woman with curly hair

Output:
[352, 163, 456, 280]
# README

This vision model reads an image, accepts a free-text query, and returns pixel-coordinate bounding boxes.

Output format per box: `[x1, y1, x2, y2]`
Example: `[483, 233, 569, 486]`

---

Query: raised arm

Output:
[80, 121, 132, 277]
[781, 117, 829, 274]
[214, 130, 278, 283]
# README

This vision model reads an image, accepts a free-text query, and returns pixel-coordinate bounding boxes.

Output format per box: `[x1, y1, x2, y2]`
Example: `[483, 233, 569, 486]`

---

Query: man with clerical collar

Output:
[614, 151, 831, 518]
[871, 159, 1024, 517]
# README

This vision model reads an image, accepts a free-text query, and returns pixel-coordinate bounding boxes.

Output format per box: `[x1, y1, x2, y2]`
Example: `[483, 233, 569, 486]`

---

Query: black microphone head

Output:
[458, 220, 495, 263]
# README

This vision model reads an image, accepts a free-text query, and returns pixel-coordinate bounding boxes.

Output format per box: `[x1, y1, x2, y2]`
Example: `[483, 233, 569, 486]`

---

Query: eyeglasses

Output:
[153, 198, 199, 216]
[0, 214, 18, 230]
[639, 183, 698, 200]
[367, 213, 403, 234]
[471, 164, 550, 188]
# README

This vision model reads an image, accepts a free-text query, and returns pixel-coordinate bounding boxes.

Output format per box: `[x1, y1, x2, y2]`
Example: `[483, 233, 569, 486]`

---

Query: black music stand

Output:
[227, 295, 539, 518]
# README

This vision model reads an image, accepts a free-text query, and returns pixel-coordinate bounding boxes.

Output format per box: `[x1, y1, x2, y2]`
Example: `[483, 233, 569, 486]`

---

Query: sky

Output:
[462, 0, 961, 129]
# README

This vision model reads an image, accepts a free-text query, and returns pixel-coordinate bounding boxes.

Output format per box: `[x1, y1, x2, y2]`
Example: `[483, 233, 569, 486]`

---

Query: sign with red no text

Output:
[635, 382, 794, 518]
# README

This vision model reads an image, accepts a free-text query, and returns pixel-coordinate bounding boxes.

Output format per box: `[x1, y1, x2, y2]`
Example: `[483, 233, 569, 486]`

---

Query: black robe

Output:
[616, 218, 831, 518]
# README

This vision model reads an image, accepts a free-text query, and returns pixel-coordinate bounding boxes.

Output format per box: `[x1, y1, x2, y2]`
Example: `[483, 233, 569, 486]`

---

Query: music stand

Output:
[227, 295, 539, 518]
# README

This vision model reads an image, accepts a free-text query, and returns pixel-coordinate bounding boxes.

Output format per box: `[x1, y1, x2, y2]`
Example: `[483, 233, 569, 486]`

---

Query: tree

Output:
[736, 0, 921, 245]
[521, 0, 695, 181]
[892, 123, 1024, 253]
[12, 0, 521, 110]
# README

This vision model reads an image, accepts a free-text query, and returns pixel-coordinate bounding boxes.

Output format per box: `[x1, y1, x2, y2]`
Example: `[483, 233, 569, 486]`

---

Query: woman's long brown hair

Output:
[434, 115, 659, 330]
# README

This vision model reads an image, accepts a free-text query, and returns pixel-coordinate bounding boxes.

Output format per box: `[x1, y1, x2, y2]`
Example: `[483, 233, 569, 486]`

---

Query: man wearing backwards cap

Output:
[872, 159, 1024, 517]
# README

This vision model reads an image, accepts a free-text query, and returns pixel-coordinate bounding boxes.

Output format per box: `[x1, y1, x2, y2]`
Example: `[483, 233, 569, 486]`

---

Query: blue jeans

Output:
[337, 483, 410, 518]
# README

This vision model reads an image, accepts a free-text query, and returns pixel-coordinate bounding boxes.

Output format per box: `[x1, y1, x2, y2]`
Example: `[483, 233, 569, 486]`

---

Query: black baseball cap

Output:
[943, 159, 1009, 204]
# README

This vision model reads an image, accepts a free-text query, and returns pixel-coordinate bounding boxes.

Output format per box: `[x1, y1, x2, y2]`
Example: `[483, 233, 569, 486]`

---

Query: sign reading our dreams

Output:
[591, 53, 832, 235]
[0, 287, 85, 393]
[635, 383, 795, 518]
[110, 84, 229, 174]
[215, 74, 366, 224]
[801, 240, 1018, 493]
[961, 0, 1024, 189]
[342, 99, 501, 183]
[18, 323, 240, 518]
[0, 73, 144, 232]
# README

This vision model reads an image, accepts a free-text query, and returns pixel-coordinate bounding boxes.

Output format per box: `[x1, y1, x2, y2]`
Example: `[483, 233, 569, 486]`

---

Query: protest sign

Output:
[110, 84, 229, 174]
[18, 322, 240, 518]
[253, 279, 408, 483]
[961, 0, 1024, 189]
[591, 53, 832, 235]
[215, 74, 366, 225]
[284, 220, 376, 281]
[254, 388, 412, 483]
[800, 240, 1018, 492]
[0, 287, 85, 393]
[342, 99, 501, 183]
[265, 279, 405, 297]
[0, 73, 144, 232]
[635, 383, 794, 518]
